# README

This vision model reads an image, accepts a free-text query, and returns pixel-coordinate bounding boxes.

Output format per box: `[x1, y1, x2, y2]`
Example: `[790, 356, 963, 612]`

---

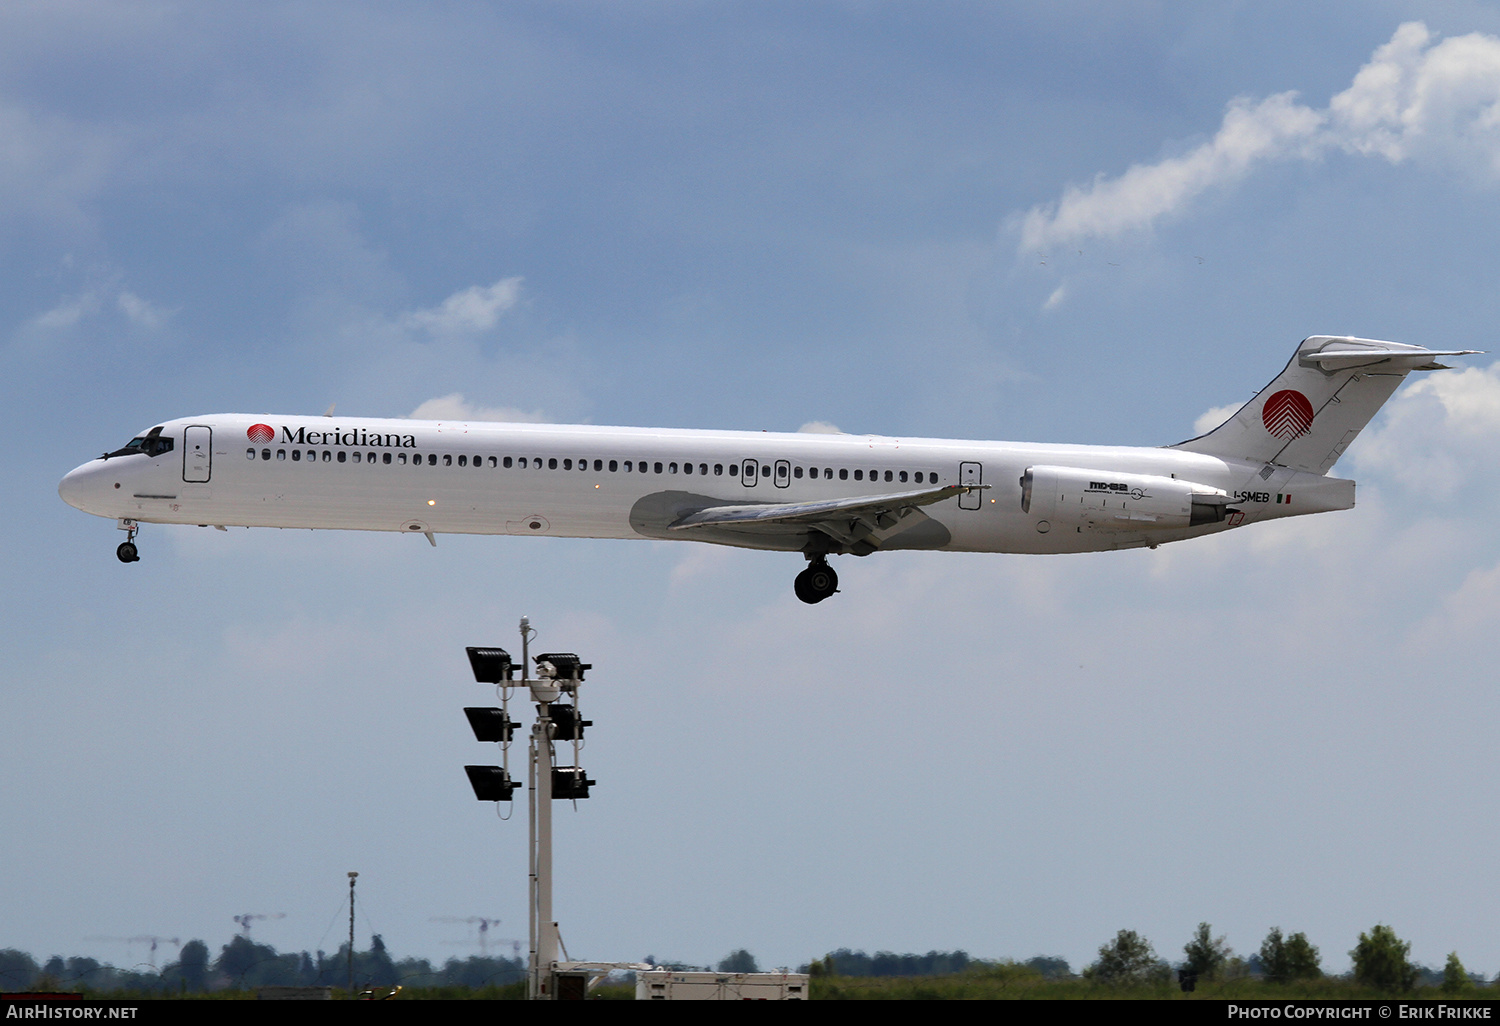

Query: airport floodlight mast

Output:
[465, 617, 620, 1000]
[348, 871, 357, 996]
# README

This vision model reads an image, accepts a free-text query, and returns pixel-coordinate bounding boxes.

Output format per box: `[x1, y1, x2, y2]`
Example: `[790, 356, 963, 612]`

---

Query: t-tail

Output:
[1171, 336, 1481, 473]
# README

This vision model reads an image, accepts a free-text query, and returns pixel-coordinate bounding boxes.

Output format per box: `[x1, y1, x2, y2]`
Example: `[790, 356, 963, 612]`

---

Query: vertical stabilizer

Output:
[1172, 336, 1478, 474]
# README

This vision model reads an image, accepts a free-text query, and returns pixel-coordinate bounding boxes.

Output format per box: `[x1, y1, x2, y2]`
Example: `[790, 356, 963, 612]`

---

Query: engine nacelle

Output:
[1020, 465, 1233, 532]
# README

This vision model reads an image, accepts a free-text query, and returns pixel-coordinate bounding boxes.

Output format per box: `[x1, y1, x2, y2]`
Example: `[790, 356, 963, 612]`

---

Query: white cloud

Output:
[26, 291, 99, 331]
[1329, 22, 1500, 173]
[1352, 361, 1500, 496]
[22, 286, 175, 334]
[797, 421, 844, 434]
[1424, 558, 1500, 638]
[1019, 22, 1500, 252]
[669, 544, 736, 588]
[1020, 92, 1322, 252]
[401, 277, 521, 335]
[116, 290, 174, 330]
[1192, 402, 1242, 437]
[1043, 284, 1067, 310]
[408, 393, 549, 422]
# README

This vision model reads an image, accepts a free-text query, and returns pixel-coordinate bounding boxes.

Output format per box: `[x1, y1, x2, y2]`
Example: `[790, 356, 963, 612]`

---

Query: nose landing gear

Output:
[793, 557, 838, 604]
[116, 519, 140, 563]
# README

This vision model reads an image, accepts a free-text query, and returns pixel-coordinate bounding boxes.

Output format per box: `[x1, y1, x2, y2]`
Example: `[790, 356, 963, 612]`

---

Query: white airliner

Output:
[60, 336, 1475, 603]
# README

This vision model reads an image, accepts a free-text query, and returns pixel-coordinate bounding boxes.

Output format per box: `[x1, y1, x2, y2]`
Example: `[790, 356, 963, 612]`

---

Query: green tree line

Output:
[0, 935, 524, 994]
[2, 921, 1487, 998]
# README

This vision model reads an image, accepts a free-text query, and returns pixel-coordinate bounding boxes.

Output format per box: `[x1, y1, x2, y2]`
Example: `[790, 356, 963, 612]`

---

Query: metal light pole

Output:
[347, 871, 357, 996]
[463, 619, 592, 1000]
[522, 615, 563, 1000]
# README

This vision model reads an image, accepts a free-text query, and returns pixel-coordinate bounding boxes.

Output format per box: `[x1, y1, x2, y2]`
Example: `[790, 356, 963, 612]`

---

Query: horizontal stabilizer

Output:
[1302, 346, 1481, 371]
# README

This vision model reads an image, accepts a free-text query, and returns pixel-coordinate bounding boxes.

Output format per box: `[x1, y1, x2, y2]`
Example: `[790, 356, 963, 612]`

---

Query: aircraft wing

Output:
[667, 483, 986, 548]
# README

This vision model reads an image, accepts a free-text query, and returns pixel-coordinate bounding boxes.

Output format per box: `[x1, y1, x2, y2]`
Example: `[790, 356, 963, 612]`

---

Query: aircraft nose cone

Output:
[59, 462, 105, 514]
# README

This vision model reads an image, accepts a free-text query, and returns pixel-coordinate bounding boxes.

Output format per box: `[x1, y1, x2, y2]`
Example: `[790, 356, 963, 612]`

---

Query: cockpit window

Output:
[103, 426, 175, 460]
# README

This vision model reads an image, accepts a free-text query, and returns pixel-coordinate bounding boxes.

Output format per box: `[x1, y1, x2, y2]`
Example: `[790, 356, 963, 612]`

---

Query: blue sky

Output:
[8, 2, 1500, 978]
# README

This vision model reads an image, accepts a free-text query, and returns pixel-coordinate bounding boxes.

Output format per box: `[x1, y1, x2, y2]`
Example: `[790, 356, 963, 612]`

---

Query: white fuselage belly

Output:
[60, 415, 1353, 556]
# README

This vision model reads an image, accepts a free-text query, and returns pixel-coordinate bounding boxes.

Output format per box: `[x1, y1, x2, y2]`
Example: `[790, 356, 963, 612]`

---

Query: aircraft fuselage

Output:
[59, 414, 1349, 557]
[70, 336, 1472, 602]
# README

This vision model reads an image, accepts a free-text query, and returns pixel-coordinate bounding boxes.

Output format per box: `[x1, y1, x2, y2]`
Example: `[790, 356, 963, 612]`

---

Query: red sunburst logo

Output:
[1261, 390, 1314, 439]
[247, 423, 274, 443]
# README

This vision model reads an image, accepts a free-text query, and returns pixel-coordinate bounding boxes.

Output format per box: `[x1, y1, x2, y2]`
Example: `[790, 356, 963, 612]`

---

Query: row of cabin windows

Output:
[246, 447, 939, 485]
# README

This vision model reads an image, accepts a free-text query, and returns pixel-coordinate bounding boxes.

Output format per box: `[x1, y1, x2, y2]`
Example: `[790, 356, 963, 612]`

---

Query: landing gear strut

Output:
[117, 520, 140, 563]
[794, 557, 838, 604]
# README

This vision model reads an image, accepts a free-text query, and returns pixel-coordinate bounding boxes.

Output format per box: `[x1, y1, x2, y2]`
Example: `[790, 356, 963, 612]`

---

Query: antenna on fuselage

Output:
[323, 404, 336, 417]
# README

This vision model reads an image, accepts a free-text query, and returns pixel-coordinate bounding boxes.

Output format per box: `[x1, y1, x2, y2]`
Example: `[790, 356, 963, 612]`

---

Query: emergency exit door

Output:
[958, 461, 982, 510]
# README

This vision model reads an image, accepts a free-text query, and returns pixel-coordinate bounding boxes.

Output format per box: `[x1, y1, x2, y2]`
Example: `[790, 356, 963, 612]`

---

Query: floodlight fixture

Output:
[551, 767, 594, 800]
[533, 653, 590, 681]
[467, 646, 514, 683]
[466, 765, 520, 802]
[546, 704, 592, 741]
[464, 707, 520, 743]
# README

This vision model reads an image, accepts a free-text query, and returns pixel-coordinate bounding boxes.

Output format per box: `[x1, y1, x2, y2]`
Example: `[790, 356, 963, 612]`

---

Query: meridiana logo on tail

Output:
[1262, 390, 1314, 439]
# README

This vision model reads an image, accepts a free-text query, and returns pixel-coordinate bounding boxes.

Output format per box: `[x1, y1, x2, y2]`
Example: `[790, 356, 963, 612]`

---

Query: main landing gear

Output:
[793, 556, 838, 604]
[117, 519, 140, 563]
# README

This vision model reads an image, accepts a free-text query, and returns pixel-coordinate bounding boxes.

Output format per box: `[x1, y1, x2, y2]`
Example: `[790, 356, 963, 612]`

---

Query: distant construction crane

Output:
[84, 936, 180, 970]
[432, 916, 520, 959]
[232, 913, 286, 939]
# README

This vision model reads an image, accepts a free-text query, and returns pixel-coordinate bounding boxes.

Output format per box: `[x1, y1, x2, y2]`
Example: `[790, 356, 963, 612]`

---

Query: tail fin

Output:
[1171, 336, 1480, 474]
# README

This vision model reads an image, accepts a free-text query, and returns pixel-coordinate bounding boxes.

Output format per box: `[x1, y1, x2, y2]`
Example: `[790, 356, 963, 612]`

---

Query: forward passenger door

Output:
[184, 426, 212, 483]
